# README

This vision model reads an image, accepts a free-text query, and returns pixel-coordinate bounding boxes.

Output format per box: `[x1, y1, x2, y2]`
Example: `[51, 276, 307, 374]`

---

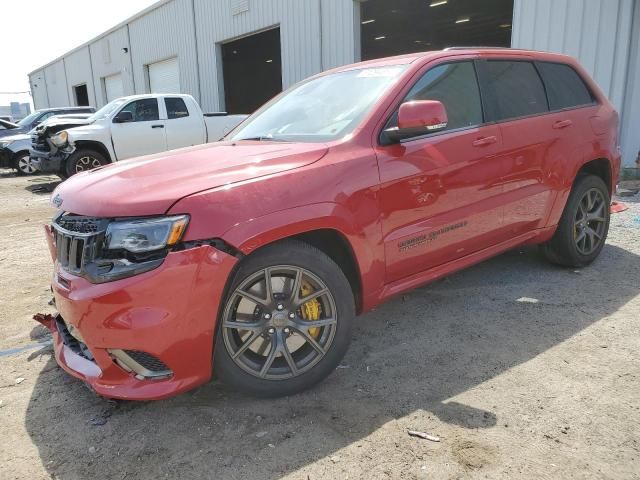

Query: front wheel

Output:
[64, 149, 108, 178]
[213, 240, 355, 397]
[540, 174, 610, 267]
[14, 152, 37, 175]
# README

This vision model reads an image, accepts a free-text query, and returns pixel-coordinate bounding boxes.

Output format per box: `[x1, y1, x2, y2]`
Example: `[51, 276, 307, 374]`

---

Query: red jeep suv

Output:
[40, 48, 620, 400]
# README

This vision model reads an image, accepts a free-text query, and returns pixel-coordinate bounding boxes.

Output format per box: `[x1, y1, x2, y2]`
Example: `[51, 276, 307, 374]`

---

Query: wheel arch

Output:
[72, 140, 112, 163]
[219, 203, 380, 315]
[575, 157, 612, 195]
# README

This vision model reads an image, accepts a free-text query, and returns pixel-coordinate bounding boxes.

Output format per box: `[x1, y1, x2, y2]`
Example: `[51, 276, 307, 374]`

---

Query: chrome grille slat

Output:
[52, 215, 108, 276]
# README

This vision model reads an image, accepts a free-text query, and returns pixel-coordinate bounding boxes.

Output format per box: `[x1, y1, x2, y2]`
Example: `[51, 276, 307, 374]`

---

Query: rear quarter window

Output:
[165, 98, 190, 119]
[480, 60, 549, 121]
[536, 62, 595, 110]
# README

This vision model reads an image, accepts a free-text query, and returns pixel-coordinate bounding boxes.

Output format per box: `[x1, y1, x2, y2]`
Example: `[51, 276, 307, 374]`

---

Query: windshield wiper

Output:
[234, 136, 281, 142]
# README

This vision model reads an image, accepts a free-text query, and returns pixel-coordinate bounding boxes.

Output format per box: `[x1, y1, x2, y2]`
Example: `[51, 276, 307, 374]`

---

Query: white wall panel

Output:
[194, 0, 357, 112]
[29, 71, 49, 110]
[43, 61, 69, 107]
[88, 26, 134, 107]
[512, 0, 638, 167]
[128, 0, 199, 100]
[64, 47, 97, 107]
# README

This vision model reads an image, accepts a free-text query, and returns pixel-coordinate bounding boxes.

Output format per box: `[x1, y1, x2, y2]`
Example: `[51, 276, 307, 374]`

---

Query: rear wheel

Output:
[214, 240, 355, 397]
[64, 149, 108, 178]
[14, 152, 36, 175]
[541, 174, 610, 267]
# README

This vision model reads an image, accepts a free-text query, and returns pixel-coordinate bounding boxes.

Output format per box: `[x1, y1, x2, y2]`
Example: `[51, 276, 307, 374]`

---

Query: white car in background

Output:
[30, 94, 247, 178]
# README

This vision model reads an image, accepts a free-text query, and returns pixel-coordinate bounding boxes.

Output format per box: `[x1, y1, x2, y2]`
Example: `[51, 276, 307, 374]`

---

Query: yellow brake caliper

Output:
[300, 280, 322, 338]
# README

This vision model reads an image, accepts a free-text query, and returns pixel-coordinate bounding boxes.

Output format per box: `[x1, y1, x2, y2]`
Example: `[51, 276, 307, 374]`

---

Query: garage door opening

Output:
[221, 27, 282, 114]
[74, 84, 89, 106]
[360, 0, 513, 60]
[104, 74, 124, 102]
[148, 57, 181, 94]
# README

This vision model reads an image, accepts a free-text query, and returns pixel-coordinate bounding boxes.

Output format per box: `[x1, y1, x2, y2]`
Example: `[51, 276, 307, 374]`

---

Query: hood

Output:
[51, 141, 328, 217]
[35, 117, 94, 137]
[0, 133, 31, 145]
[0, 126, 27, 138]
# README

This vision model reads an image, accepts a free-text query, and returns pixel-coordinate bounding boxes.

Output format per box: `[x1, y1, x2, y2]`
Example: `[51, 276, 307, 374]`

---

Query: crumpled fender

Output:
[217, 201, 385, 313]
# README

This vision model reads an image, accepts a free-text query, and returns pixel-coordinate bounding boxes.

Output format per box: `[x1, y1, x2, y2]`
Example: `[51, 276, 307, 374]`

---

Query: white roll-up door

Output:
[104, 74, 124, 102]
[148, 57, 180, 94]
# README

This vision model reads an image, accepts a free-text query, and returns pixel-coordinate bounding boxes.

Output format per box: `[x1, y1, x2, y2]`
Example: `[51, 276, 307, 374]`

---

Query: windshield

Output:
[89, 98, 127, 121]
[18, 112, 41, 127]
[230, 65, 408, 143]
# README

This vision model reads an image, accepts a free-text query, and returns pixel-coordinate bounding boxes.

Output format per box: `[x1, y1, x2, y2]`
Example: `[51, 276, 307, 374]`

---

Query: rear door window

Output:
[480, 61, 549, 121]
[536, 62, 594, 110]
[165, 97, 189, 119]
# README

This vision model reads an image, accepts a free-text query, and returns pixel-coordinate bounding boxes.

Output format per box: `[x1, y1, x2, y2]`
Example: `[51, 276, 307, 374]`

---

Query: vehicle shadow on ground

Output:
[22, 175, 61, 194]
[24, 243, 639, 479]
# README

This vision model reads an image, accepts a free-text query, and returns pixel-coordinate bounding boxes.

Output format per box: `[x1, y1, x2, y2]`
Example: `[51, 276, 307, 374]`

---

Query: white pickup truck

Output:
[30, 94, 247, 178]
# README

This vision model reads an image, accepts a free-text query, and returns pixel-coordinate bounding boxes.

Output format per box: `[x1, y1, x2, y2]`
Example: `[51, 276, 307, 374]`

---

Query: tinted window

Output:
[119, 99, 159, 122]
[165, 98, 189, 119]
[482, 61, 548, 121]
[537, 62, 594, 110]
[392, 61, 483, 131]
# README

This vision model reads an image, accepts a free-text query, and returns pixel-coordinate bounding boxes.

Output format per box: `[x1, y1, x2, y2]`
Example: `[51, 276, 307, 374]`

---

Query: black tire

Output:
[214, 239, 355, 397]
[540, 174, 610, 267]
[64, 149, 108, 178]
[13, 152, 37, 176]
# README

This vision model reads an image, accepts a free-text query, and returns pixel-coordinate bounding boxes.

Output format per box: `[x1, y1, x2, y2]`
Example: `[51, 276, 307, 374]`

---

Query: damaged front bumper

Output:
[30, 148, 70, 174]
[38, 226, 239, 400]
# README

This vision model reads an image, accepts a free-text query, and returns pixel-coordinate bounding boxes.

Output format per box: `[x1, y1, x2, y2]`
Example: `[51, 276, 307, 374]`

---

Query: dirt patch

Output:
[1, 170, 639, 479]
[452, 440, 496, 470]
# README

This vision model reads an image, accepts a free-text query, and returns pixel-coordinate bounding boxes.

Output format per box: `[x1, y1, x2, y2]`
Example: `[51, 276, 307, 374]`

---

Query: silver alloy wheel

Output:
[17, 155, 36, 174]
[222, 265, 338, 380]
[574, 187, 607, 255]
[74, 155, 103, 173]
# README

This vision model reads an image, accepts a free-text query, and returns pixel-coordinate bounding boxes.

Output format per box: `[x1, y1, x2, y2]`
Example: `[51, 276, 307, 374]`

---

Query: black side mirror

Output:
[113, 111, 134, 123]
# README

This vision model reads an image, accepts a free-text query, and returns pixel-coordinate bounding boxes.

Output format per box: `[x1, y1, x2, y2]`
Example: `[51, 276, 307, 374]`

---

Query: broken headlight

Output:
[105, 215, 189, 254]
[50, 130, 69, 147]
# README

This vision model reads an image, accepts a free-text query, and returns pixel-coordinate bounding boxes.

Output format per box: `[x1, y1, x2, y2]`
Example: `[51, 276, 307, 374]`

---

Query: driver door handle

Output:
[151, 124, 164, 129]
[472, 135, 497, 147]
[552, 119, 573, 129]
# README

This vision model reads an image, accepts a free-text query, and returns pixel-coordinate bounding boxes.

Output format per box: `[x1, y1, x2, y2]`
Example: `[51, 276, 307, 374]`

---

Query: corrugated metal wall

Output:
[43, 61, 70, 107]
[512, 0, 639, 167]
[28, 0, 358, 112]
[64, 47, 97, 107]
[194, 0, 355, 111]
[128, 0, 200, 101]
[29, 71, 49, 110]
[88, 27, 134, 106]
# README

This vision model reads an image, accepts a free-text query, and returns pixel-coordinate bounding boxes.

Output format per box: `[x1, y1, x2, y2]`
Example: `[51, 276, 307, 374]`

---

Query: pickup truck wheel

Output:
[214, 240, 355, 397]
[541, 174, 610, 267]
[14, 152, 36, 175]
[65, 149, 108, 177]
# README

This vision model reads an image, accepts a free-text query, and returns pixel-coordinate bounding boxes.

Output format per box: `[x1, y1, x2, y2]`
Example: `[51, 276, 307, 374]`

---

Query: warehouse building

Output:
[29, 0, 640, 167]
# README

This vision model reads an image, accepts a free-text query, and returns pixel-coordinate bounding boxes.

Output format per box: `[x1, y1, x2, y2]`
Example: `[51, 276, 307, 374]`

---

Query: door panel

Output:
[111, 98, 167, 160]
[377, 124, 507, 284]
[163, 97, 203, 150]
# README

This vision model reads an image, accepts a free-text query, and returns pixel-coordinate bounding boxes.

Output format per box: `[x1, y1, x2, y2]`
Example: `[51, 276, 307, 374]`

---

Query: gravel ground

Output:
[0, 171, 639, 480]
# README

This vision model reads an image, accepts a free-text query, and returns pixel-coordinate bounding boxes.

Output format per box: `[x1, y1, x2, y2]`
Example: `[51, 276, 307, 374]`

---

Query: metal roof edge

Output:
[28, 0, 173, 76]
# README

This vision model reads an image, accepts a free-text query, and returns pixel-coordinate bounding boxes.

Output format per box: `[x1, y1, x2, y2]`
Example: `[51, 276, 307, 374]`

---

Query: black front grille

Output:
[123, 350, 170, 373]
[31, 134, 49, 153]
[53, 215, 107, 275]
